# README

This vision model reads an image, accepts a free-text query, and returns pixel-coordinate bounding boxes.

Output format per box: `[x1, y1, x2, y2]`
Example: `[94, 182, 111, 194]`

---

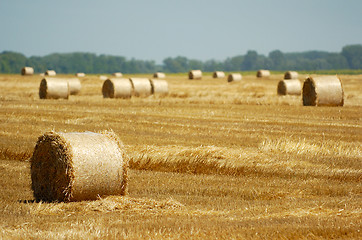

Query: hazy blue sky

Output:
[1, 0, 361, 63]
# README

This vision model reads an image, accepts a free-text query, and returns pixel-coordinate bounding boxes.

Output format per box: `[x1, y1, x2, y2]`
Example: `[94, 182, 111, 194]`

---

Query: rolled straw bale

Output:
[302, 75, 344, 106]
[99, 75, 108, 81]
[129, 78, 152, 97]
[227, 73, 242, 82]
[277, 79, 301, 95]
[45, 70, 56, 76]
[21, 67, 34, 76]
[256, 69, 270, 78]
[112, 72, 123, 77]
[102, 78, 133, 99]
[284, 71, 299, 79]
[75, 73, 85, 77]
[213, 71, 225, 78]
[153, 72, 166, 78]
[30, 131, 128, 202]
[39, 78, 69, 99]
[150, 79, 169, 95]
[188, 70, 202, 80]
[67, 78, 82, 95]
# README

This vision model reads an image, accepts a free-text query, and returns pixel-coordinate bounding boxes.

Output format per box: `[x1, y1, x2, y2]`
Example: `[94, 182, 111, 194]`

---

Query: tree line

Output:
[0, 44, 361, 74]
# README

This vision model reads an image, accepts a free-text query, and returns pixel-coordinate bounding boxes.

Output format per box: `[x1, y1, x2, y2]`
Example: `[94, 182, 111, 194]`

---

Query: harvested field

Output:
[0, 72, 361, 239]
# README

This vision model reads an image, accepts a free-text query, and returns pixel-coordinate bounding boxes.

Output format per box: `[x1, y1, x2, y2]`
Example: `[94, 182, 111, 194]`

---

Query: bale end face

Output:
[302, 79, 317, 105]
[277, 81, 287, 95]
[102, 79, 115, 98]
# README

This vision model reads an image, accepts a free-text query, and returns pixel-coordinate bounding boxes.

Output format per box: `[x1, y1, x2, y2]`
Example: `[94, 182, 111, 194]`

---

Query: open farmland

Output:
[0, 73, 361, 239]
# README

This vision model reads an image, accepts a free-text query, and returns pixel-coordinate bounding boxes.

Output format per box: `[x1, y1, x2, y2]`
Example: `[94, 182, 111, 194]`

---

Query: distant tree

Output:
[1, 44, 361, 74]
[342, 44, 362, 69]
[0, 51, 27, 73]
[163, 56, 189, 73]
[268, 50, 285, 70]
[203, 59, 223, 72]
[241, 50, 258, 70]
[188, 59, 203, 70]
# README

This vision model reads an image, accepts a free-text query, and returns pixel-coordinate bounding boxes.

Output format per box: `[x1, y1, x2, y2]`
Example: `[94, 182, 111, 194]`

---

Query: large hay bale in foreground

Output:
[303, 75, 344, 106]
[153, 72, 166, 78]
[213, 71, 225, 78]
[39, 78, 69, 99]
[21, 67, 34, 76]
[227, 73, 242, 82]
[112, 72, 123, 77]
[45, 70, 56, 76]
[284, 71, 298, 79]
[102, 78, 133, 99]
[277, 79, 301, 95]
[150, 79, 169, 95]
[31, 131, 128, 202]
[68, 78, 82, 95]
[188, 70, 202, 80]
[129, 78, 152, 97]
[75, 73, 85, 77]
[256, 70, 270, 78]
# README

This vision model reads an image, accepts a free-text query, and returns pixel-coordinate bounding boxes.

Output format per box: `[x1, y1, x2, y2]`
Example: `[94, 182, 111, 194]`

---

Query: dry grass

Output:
[0, 73, 361, 239]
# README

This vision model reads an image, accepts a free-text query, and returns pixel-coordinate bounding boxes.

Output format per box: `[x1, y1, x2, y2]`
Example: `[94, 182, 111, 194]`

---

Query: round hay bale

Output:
[30, 131, 128, 202]
[75, 73, 85, 77]
[112, 72, 123, 77]
[256, 70, 270, 78]
[102, 78, 133, 99]
[99, 75, 108, 81]
[129, 78, 152, 97]
[277, 79, 301, 95]
[21, 67, 34, 76]
[213, 71, 225, 78]
[227, 73, 242, 82]
[188, 70, 202, 80]
[39, 78, 69, 99]
[45, 70, 56, 76]
[153, 72, 166, 78]
[150, 79, 169, 95]
[302, 75, 344, 106]
[284, 71, 298, 79]
[68, 78, 82, 95]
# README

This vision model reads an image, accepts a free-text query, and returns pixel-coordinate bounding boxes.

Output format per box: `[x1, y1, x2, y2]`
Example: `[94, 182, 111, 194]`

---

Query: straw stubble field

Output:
[0, 73, 361, 239]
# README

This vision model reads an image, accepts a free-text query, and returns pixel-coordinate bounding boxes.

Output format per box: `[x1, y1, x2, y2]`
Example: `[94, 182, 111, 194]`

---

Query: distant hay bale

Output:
[256, 70, 270, 78]
[45, 70, 56, 76]
[39, 78, 69, 99]
[67, 78, 82, 95]
[129, 78, 152, 97]
[277, 79, 301, 95]
[150, 79, 169, 95]
[153, 72, 166, 78]
[227, 73, 242, 82]
[21, 67, 34, 76]
[30, 131, 128, 202]
[303, 75, 344, 106]
[213, 71, 225, 78]
[99, 75, 108, 81]
[284, 71, 299, 79]
[112, 72, 123, 77]
[75, 73, 85, 77]
[102, 78, 133, 99]
[188, 70, 202, 80]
